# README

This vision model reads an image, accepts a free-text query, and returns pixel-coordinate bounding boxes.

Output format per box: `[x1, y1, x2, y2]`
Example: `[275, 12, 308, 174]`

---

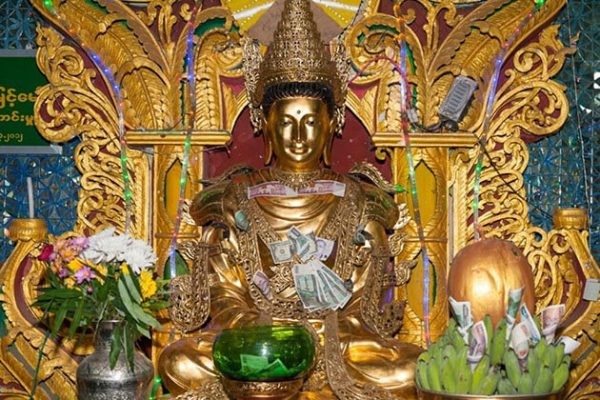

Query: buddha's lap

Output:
[158, 328, 420, 398]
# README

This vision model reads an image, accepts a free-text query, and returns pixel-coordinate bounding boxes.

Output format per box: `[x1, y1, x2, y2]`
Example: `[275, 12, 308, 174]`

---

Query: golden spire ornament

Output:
[242, 0, 350, 133]
[256, 0, 343, 105]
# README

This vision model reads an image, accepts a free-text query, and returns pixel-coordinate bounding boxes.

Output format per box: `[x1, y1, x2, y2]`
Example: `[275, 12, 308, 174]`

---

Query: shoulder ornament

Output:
[348, 163, 399, 229]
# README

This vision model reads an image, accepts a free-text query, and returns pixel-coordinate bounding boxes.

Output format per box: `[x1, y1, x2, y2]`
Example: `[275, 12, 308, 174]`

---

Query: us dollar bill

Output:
[268, 240, 293, 264]
[288, 226, 318, 261]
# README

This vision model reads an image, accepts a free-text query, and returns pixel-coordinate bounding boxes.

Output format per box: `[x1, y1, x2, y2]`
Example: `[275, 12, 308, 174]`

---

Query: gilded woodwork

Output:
[0, 0, 595, 398]
[0, 219, 79, 399]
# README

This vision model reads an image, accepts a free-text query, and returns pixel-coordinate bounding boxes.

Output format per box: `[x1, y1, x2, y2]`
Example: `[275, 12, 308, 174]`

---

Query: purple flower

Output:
[72, 236, 89, 250]
[73, 266, 96, 285]
[57, 268, 69, 279]
[86, 286, 94, 294]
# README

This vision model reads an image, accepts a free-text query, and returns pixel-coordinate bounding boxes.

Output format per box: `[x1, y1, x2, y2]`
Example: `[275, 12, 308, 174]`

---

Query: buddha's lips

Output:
[290, 144, 309, 154]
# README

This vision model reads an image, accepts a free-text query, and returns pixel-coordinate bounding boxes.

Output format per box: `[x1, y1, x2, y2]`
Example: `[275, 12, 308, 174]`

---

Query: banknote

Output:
[247, 182, 296, 199]
[315, 236, 335, 260]
[541, 304, 565, 344]
[519, 304, 542, 344]
[293, 264, 324, 311]
[240, 354, 289, 379]
[292, 260, 351, 312]
[240, 354, 269, 374]
[449, 297, 473, 343]
[259, 358, 289, 377]
[252, 270, 273, 300]
[557, 336, 581, 355]
[299, 180, 346, 197]
[248, 180, 347, 199]
[315, 261, 351, 309]
[505, 287, 524, 340]
[467, 320, 488, 365]
[268, 240, 294, 264]
[288, 226, 318, 261]
[510, 321, 532, 359]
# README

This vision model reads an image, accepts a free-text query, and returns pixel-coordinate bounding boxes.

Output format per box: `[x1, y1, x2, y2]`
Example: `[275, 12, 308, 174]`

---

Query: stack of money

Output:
[240, 354, 290, 380]
[268, 226, 335, 264]
[292, 259, 351, 312]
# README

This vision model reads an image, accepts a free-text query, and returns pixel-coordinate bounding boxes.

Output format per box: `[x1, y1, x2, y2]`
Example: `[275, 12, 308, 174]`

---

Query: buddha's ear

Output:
[323, 126, 334, 167]
[263, 132, 274, 165]
[259, 108, 273, 165]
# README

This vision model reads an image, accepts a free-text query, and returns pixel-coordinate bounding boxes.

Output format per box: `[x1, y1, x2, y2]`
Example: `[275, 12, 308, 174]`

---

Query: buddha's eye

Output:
[305, 118, 315, 127]
[280, 119, 292, 127]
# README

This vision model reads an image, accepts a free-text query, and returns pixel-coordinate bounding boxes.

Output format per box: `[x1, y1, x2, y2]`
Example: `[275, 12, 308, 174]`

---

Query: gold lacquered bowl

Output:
[221, 376, 304, 400]
[418, 388, 564, 400]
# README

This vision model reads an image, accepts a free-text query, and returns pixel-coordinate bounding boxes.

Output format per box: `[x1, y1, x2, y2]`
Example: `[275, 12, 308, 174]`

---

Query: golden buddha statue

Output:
[159, 1, 420, 398]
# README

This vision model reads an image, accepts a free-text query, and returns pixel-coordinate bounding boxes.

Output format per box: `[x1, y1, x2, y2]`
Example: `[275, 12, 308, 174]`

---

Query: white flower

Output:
[120, 238, 158, 274]
[80, 228, 157, 273]
[81, 228, 130, 264]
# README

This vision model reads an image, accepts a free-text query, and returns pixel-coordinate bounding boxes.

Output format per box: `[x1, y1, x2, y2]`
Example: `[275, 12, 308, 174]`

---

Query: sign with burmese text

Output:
[0, 51, 50, 147]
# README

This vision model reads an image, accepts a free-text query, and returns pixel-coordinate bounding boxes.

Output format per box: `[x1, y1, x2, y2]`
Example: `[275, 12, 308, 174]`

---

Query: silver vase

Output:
[76, 320, 154, 400]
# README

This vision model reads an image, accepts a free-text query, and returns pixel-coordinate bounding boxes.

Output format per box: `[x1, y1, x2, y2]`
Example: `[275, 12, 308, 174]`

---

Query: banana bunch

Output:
[416, 316, 571, 396]
[497, 340, 571, 395]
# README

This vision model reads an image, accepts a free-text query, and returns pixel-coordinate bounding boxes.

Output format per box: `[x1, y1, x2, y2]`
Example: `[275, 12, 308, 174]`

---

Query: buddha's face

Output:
[265, 97, 332, 171]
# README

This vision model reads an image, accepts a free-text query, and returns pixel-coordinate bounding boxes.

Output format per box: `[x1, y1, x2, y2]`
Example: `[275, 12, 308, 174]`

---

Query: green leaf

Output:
[124, 324, 135, 371]
[35, 288, 80, 301]
[51, 300, 70, 337]
[109, 324, 122, 369]
[122, 272, 141, 303]
[68, 299, 86, 339]
[144, 300, 169, 311]
[118, 280, 160, 329]
[135, 322, 151, 339]
[162, 251, 189, 280]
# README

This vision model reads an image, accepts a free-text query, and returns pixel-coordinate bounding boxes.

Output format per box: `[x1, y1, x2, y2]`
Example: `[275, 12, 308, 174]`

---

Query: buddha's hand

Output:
[168, 274, 210, 333]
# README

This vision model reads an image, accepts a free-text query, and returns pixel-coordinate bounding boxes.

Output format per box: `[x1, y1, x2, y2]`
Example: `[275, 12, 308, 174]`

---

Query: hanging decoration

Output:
[168, 2, 202, 279]
[391, 5, 433, 347]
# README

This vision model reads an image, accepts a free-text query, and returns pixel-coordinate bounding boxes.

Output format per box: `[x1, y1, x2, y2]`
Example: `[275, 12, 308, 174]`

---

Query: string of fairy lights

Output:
[168, 3, 202, 280]
[388, 2, 433, 347]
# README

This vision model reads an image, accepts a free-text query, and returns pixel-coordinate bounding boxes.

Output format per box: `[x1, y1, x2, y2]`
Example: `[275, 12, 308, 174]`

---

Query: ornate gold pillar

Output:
[372, 133, 477, 346]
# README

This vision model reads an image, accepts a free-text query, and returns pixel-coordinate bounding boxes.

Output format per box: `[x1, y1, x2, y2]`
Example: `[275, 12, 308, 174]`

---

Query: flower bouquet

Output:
[34, 227, 168, 369]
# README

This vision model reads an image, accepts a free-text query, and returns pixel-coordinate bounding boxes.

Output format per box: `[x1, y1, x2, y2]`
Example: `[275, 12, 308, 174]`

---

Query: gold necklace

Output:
[271, 168, 322, 191]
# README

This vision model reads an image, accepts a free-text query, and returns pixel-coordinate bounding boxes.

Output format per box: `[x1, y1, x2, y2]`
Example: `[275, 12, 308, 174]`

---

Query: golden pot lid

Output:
[223, 0, 365, 44]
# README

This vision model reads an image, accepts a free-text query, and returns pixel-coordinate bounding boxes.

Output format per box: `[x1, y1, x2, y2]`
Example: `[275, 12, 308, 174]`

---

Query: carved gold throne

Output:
[0, 0, 598, 399]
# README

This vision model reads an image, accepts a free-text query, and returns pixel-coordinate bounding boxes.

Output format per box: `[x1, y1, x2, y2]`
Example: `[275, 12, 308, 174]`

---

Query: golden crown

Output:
[243, 0, 349, 113]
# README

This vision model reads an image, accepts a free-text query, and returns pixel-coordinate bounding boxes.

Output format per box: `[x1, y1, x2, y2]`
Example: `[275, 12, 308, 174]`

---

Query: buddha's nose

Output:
[293, 123, 306, 143]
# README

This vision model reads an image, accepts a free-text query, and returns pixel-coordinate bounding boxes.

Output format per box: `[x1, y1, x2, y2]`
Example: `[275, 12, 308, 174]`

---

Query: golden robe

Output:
[160, 168, 420, 399]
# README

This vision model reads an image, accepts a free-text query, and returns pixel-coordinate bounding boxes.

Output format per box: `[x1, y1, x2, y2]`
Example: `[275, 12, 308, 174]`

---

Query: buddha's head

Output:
[243, 0, 349, 172]
[261, 82, 335, 171]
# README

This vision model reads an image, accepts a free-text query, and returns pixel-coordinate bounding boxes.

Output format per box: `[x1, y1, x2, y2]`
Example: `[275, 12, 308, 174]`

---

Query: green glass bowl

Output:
[212, 325, 316, 382]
